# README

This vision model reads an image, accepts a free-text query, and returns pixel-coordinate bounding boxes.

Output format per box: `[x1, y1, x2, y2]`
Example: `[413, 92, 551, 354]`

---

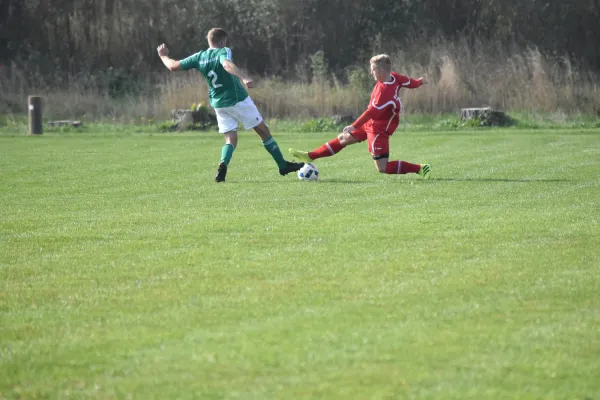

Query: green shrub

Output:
[433, 119, 462, 129]
[301, 118, 340, 133]
[158, 121, 176, 132]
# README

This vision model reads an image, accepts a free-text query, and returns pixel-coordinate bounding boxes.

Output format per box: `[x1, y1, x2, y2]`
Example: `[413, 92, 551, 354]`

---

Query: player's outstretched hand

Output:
[243, 78, 255, 89]
[157, 44, 169, 57]
[419, 77, 428, 85]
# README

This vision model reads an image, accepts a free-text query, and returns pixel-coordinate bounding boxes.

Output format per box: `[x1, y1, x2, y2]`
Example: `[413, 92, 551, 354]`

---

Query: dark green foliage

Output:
[1, 0, 599, 92]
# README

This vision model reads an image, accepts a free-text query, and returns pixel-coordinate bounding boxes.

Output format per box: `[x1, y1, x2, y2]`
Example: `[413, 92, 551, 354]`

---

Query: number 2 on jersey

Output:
[208, 70, 222, 88]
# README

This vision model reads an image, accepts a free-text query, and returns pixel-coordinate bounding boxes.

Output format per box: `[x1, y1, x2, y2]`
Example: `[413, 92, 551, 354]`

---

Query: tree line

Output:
[1, 0, 599, 90]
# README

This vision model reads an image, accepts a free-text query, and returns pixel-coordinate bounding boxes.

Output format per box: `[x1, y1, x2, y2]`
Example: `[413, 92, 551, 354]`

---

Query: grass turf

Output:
[1, 127, 599, 399]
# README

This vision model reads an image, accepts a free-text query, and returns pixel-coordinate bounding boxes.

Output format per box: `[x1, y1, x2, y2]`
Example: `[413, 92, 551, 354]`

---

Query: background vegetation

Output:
[1, 0, 599, 120]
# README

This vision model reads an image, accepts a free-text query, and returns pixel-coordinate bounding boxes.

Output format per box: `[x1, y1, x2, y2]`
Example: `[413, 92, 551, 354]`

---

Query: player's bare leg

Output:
[289, 131, 358, 162]
[252, 121, 271, 141]
[374, 158, 389, 173]
[216, 131, 238, 182]
[339, 131, 359, 146]
[253, 122, 304, 176]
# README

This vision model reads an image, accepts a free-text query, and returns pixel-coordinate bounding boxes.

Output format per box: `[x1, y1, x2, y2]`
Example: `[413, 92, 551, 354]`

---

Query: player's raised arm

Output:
[395, 72, 427, 89]
[348, 90, 391, 129]
[222, 59, 254, 88]
[349, 106, 379, 131]
[157, 44, 182, 71]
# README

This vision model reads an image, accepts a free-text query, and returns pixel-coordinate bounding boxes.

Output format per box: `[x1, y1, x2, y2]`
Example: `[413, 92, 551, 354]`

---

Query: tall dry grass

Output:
[1, 41, 598, 122]
[391, 40, 599, 115]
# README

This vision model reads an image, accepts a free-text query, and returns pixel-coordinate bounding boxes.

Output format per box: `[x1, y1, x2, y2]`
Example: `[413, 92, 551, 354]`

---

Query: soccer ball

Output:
[297, 163, 319, 181]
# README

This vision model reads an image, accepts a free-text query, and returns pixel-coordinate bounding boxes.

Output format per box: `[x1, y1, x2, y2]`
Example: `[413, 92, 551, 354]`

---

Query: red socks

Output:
[385, 161, 421, 174]
[308, 138, 345, 160]
[386, 161, 401, 174]
[306, 140, 421, 176]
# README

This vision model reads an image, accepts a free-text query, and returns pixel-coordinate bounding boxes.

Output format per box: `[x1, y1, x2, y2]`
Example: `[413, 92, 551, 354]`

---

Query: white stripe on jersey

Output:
[371, 99, 397, 110]
[372, 94, 399, 132]
[385, 109, 397, 131]
[383, 75, 397, 85]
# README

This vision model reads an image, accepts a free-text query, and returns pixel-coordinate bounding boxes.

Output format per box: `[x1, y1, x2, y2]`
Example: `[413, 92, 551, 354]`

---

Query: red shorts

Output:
[349, 123, 391, 158]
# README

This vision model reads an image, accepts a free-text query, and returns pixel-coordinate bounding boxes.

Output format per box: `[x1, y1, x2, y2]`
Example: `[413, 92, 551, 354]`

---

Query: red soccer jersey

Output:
[351, 72, 423, 134]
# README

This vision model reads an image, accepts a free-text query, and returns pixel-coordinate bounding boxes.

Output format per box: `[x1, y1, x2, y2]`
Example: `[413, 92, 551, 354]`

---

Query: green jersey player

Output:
[157, 28, 303, 182]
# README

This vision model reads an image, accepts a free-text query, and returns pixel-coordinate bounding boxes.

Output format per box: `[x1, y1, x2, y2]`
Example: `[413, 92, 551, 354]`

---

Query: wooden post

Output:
[28, 96, 43, 135]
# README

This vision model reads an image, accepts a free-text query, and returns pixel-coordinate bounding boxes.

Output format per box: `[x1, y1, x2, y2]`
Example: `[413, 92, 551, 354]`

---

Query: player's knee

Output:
[253, 122, 270, 140]
[373, 154, 389, 173]
[338, 132, 354, 146]
[224, 131, 238, 148]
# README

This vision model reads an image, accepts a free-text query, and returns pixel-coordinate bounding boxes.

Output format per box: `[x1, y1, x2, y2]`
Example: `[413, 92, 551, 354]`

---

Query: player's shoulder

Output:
[185, 49, 206, 60]
[180, 50, 206, 70]
[391, 71, 408, 81]
[220, 47, 233, 60]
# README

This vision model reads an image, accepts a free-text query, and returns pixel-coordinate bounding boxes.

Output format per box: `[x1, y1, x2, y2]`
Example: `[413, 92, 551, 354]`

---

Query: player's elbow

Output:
[166, 61, 182, 71]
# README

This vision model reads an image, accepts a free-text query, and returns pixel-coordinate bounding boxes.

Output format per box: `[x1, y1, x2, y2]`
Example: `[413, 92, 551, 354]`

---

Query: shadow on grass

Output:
[308, 178, 572, 183]
[233, 178, 571, 184]
[234, 178, 381, 184]
[317, 180, 380, 184]
[431, 178, 570, 183]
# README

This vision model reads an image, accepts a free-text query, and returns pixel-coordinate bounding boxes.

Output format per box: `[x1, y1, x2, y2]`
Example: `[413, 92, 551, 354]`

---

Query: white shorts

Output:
[214, 96, 263, 133]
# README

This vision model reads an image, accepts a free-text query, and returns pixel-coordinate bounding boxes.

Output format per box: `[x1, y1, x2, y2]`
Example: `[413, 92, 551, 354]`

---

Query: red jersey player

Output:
[289, 54, 431, 178]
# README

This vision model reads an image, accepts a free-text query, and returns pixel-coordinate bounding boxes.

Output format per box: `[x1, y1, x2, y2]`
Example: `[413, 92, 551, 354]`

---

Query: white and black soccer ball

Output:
[297, 163, 319, 181]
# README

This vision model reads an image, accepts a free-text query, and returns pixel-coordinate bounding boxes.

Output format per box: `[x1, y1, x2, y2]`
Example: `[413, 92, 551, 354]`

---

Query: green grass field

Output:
[1, 126, 599, 399]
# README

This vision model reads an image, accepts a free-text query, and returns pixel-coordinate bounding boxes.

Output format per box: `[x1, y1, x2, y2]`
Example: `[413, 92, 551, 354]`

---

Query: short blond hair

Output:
[370, 54, 392, 72]
[207, 28, 228, 46]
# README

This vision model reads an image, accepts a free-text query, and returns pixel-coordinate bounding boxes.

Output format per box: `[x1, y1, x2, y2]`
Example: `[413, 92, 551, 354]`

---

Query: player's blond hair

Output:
[370, 54, 392, 72]
[207, 28, 228, 46]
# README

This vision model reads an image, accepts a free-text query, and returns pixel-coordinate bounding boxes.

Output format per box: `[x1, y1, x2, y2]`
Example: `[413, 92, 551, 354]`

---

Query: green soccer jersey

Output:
[179, 47, 248, 108]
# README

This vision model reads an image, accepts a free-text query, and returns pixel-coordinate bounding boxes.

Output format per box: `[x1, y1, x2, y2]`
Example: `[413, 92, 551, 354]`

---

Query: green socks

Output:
[262, 136, 287, 169]
[221, 137, 285, 169]
[220, 144, 234, 166]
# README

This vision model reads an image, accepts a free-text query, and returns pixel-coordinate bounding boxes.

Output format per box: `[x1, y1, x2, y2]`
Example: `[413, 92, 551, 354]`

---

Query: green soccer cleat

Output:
[288, 148, 313, 163]
[418, 163, 431, 179]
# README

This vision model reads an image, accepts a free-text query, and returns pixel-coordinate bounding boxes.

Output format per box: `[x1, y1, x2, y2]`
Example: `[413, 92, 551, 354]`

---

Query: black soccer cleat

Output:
[279, 161, 305, 176]
[215, 162, 227, 182]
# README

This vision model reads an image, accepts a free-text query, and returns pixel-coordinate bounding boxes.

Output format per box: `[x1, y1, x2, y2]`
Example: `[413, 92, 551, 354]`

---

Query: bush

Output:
[301, 118, 340, 133]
